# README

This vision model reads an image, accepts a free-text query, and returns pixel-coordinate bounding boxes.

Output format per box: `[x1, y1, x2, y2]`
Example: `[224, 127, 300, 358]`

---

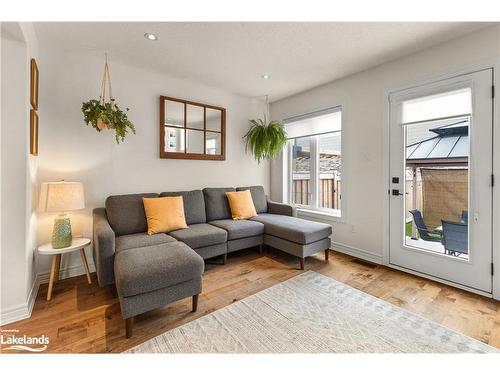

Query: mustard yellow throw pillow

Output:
[225, 190, 257, 220]
[143, 196, 188, 235]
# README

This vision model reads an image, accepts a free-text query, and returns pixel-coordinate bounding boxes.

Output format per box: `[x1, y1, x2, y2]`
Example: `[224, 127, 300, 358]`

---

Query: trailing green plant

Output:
[243, 118, 287, 163]
[81, 99, 136, 144]
[82, 55, 136, 144]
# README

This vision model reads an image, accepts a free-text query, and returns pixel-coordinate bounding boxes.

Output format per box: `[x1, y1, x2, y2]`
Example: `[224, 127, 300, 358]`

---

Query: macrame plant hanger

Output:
[264, 94, 270, 123]
[97, 53, 115, 130]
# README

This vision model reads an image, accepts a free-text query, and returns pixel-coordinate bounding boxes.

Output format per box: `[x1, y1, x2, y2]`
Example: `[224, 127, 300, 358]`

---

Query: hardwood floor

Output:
[2, 248, 500, 353]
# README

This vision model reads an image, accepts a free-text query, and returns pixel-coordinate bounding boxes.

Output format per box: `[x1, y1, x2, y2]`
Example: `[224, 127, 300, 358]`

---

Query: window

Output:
[285, 107, 342, 216]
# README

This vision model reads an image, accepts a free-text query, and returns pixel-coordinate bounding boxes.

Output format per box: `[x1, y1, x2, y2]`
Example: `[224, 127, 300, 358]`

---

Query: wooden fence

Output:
[292, 178, 341, 209]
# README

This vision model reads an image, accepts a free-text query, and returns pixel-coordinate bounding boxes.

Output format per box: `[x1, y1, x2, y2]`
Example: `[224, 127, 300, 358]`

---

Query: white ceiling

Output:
[34, 22, 492, 101]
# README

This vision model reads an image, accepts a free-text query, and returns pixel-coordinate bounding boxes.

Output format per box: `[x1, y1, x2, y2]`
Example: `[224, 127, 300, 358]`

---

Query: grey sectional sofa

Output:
[92, 185, 332, 337]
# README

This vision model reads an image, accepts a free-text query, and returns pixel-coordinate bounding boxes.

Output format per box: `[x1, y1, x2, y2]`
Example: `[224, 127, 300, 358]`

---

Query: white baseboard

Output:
[0, 274, 41, 326]
[1, 261, 96, 326]
[331, 241, 383, 264]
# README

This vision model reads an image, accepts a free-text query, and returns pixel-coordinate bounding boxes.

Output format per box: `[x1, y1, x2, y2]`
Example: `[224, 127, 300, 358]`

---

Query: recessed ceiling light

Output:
[144, 33, 158, 41]
[261, 74, 271, 79]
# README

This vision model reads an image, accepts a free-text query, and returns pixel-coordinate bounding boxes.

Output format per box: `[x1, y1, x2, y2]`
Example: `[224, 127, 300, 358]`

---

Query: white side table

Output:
[38, 237, 92, 301]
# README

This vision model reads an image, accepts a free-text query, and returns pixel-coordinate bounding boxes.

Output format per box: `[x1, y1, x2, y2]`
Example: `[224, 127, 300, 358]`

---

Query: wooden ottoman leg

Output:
[192, 294, 199, 312]
[258, 244, 263, 254]
[299, 258, 305, 270]
[222, 253, 227, 265]
[125, 317, 134, 339]
[325, 249, 330, 261]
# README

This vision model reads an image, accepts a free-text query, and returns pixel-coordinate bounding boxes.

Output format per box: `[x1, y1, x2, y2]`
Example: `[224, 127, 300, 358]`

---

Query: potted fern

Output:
[82, 56, 136, 143]
[243, 118, 287, 163]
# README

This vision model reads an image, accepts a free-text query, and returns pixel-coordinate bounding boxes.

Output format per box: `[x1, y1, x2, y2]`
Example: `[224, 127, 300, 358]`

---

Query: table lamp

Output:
[39, 181, 85, 249]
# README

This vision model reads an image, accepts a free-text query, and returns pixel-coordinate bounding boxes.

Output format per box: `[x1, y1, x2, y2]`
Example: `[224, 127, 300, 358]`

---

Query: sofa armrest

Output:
[93, 207, 116, 287]
[267, 198, 297, 217]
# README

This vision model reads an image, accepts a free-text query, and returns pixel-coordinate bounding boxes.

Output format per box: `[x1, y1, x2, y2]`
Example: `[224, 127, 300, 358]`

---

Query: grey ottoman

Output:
[114, 241, 204, 338]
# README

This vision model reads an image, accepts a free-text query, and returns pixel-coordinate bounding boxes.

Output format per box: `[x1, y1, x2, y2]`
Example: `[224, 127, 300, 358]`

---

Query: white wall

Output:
[35, 46, 269, 278]
[271, 26, 500, 267]
[0, 22, 39, 325]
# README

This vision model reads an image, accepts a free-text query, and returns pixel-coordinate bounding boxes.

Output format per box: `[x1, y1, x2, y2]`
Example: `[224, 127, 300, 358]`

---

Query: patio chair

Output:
[460, 210, 468, 224]
[409, 210, 441, 242]
[441, 220, 468, 257]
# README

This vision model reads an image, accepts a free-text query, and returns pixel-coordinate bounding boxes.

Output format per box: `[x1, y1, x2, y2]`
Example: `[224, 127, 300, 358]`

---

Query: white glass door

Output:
[389, 69, 493, 293]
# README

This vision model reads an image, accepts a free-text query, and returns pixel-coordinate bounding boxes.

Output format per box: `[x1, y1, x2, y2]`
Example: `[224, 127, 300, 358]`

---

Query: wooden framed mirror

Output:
[160, 96, 226, 160]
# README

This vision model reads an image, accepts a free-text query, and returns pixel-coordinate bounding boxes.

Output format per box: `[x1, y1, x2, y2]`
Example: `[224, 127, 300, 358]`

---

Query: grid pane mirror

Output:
[160, 96, 226, 160]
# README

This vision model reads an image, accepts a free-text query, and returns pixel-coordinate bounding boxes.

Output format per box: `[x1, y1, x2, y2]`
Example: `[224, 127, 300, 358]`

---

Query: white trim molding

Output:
[0, 261, 95, 326]
[331, 241, 383, 265]
[0, 274, 41, 326]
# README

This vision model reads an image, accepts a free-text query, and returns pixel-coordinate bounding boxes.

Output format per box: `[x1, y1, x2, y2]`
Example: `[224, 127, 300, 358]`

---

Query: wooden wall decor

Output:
[30, 58, 39, 155]
[30, 58, 39, 110]
[30, 109, 39, 155]
[160, 96, 226, 161]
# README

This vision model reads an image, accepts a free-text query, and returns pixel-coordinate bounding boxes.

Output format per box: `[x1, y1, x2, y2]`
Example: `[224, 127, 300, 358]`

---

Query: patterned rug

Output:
[126, 271, 497, 353]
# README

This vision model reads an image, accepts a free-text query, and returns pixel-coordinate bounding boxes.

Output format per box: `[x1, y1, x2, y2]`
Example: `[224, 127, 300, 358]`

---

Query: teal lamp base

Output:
[52, 215, 72, 249]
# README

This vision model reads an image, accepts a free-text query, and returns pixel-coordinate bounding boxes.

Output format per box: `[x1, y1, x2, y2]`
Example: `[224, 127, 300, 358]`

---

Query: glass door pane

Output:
[404, 115, 469, 260]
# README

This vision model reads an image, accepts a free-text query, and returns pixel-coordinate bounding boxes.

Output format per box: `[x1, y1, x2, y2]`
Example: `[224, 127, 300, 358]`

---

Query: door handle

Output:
[392, 189, 404, 196]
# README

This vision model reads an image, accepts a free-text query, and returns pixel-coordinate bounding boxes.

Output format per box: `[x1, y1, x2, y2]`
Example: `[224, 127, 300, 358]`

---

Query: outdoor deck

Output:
[405, 236, 468, 259]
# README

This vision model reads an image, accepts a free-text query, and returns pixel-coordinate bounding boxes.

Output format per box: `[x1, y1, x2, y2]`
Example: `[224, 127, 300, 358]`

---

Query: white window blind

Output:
[284, 108, 341, 139]
[401, 87, 471, 124]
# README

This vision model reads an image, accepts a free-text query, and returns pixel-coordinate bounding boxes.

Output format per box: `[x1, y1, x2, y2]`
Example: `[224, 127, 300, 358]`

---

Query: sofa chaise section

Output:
[235, 185, 332, 270]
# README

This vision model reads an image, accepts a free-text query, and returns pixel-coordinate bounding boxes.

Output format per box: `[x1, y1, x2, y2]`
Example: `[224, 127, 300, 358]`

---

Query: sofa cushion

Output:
[225, 190, 258, 220]
[143, 196, 188, 234]
[160, 190, 206, 225]
[209, 219, 264, 240]
[115, 232, 177, 253]
[236, 186, 268, 213]
[251, 213, 332, 245]
[203, 187, 235, 221]
[169, 223, 227, 249]
[114, 241, 204, 297]
[105, 193, 158, 236]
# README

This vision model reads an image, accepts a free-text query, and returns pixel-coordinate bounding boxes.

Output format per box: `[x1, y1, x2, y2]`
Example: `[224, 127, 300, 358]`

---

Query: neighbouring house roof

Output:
[406, 117, 469, 165]
[292, 152, 342, 178]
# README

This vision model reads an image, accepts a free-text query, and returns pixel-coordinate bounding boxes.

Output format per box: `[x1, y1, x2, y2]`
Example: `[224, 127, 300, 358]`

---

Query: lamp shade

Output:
[39, 181, 85, 213]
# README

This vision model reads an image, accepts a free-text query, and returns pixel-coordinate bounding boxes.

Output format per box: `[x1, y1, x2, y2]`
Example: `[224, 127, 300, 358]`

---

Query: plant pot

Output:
[97, 118, 108, 130]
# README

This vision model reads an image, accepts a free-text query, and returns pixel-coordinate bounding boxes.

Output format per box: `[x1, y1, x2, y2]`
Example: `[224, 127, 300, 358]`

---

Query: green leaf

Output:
[242, 118, 287, 163]
[81, 99, 136, 143]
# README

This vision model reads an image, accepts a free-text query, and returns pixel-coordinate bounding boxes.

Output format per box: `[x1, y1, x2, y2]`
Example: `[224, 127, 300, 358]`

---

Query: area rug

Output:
[126, 271, 497, 353]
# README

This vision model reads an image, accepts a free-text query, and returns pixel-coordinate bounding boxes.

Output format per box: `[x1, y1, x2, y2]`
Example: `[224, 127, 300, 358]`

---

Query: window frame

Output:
[284, 106, 343, 219]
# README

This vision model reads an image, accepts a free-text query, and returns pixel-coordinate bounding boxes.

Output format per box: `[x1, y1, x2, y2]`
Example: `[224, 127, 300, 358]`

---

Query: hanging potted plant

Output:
[243, 117, 287, 163]
[81, 55, 136, 143]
